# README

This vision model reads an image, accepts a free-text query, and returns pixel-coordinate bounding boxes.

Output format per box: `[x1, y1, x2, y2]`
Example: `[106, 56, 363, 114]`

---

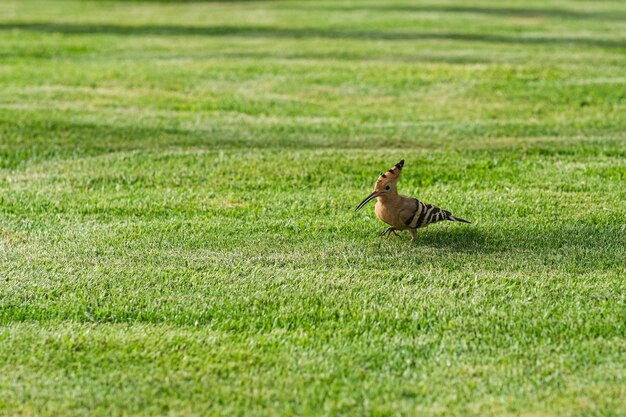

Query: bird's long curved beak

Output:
[355, 191, 378, 212]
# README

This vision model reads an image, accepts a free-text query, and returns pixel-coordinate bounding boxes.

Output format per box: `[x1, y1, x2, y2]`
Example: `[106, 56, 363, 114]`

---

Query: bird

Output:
[355, 160, 470, 240]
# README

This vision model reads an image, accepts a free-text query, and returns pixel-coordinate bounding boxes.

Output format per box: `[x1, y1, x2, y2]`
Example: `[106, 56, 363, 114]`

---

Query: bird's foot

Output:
[380, 227, 398, 238]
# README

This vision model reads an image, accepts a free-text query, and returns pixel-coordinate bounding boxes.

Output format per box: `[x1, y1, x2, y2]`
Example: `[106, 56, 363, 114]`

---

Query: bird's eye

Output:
[385, 185, 390, 190]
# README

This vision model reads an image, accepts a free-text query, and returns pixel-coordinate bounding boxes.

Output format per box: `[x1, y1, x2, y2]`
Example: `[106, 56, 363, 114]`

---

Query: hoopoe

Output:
[356, 160, 470, 240]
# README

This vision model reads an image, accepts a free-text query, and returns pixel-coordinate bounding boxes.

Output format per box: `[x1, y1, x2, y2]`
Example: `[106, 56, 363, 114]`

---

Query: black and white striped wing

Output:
[404, 199, 451, 229]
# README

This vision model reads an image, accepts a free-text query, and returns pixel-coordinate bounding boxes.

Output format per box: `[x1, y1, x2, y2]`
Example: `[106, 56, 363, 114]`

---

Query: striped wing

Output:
[403, 199, 452, 229]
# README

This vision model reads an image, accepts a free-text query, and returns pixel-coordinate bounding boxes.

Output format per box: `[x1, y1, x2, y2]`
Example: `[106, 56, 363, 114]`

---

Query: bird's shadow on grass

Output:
[393, 222, 624, 267]
[408, 226, 500, 255]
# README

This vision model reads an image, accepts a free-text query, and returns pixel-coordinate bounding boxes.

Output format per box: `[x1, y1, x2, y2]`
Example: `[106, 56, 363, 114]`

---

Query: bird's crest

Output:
[376, 159, 404, 184]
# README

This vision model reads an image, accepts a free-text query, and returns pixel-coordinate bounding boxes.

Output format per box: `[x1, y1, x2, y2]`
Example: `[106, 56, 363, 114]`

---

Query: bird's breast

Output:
[375, 201, 404, 228]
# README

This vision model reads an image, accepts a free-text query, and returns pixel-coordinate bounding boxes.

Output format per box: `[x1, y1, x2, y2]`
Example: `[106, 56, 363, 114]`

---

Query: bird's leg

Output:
[380, 227, 397, 237]
[409, 228, 417, 241]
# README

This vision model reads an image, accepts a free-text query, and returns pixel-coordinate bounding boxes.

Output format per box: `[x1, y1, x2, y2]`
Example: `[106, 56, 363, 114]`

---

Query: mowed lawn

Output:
[1, 0, 625, 415]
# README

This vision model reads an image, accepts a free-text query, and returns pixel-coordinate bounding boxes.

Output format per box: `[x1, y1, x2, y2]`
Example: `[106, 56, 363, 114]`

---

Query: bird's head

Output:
[355, 160, 404, 212]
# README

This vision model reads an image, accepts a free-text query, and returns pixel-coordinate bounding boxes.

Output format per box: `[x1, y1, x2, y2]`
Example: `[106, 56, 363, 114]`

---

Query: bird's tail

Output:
[448, 215, 471, 224]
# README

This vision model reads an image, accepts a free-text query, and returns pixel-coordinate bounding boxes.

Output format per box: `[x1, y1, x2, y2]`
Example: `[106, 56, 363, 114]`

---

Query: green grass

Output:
[1, 0, 625, 415]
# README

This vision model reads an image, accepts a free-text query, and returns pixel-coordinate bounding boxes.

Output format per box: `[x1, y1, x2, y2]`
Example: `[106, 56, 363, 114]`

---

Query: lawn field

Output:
[1, 0, 625, 416]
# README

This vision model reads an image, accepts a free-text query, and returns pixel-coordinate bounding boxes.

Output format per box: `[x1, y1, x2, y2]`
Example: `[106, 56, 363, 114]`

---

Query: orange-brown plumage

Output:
[356, 160, 470, 240]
